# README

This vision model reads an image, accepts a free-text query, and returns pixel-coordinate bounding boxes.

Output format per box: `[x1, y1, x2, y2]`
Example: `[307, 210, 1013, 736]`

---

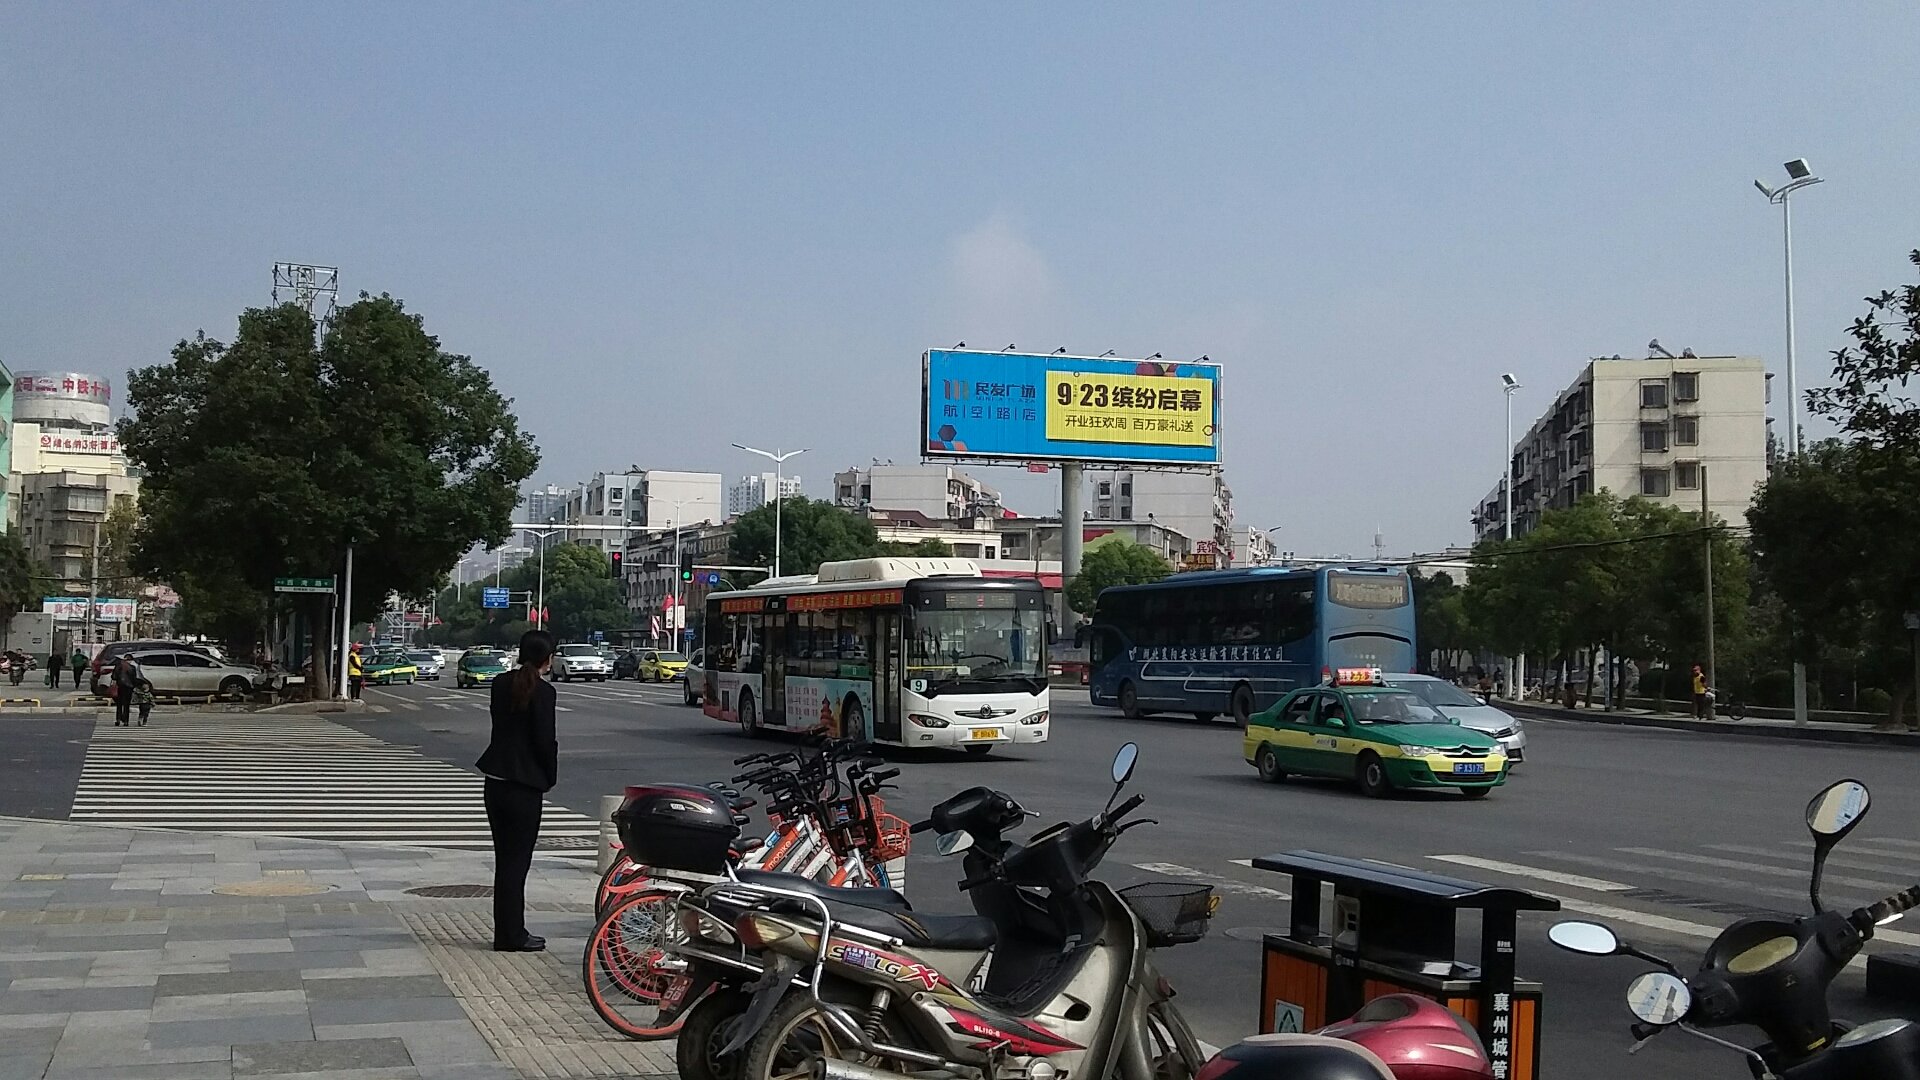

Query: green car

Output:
[363, 649, 419, 685]
[1242, 670, 1509, 799]
[456, 649, 508, 689]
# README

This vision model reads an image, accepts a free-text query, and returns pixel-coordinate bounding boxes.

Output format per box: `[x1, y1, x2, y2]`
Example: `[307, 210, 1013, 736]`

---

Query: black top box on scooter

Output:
[613, 785, 742, 874]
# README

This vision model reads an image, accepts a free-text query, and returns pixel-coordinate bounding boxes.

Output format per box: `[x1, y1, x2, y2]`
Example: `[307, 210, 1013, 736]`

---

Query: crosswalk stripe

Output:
[1615, 846, 1908, 893]
[1425, 855, 1629, 892]
[1708, 843, 1920, 878]
[71, 715, 599, 854]
[1133, 861, 1289, 901]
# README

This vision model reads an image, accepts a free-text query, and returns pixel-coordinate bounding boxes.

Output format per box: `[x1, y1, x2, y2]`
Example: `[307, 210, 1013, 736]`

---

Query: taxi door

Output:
[1303, 691, 1359, 777]
[1260, 692, 1319, 773]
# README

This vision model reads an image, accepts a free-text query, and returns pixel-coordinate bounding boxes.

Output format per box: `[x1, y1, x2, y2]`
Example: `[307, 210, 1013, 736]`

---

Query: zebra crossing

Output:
[70, 715, 601, 855]
[376, 682, 681, 712]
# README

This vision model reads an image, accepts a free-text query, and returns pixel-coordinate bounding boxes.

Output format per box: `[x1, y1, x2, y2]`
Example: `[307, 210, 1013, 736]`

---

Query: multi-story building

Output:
[1473, 354, 1769, 541]
[521, 484, 573, 529]
[863, 508, 1002, 560]
[537, 469, 724, 554]
[624, 521, 733, 646]
[833, 464, 1002, 521]
[996, 517, 1194, 568]
[1229, 525, 1276, 566]
[1087, 470, 1232, 565]
[453, 544, 533, 586]
[727, 472, 803, 517]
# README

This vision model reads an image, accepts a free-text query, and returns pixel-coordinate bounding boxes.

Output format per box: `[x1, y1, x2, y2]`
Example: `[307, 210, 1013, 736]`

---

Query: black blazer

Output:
[476, 674, 558, 792]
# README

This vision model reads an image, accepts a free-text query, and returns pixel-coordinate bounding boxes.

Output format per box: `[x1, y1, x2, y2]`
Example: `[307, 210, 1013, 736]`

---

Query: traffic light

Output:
[609, 550, 623, 578]
[680, 551, 695, 582]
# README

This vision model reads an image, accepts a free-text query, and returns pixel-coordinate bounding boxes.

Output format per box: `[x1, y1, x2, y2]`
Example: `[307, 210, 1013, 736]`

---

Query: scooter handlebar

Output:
[1852, 883, 1920, 934]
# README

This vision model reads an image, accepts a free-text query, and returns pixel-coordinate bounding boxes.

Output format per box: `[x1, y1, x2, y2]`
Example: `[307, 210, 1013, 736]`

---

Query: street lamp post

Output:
[1501, 374, 1522, 700]
[523, 529, 559, 630]
[1756, 158, 1822, 727]
[731, 444, 809, 578]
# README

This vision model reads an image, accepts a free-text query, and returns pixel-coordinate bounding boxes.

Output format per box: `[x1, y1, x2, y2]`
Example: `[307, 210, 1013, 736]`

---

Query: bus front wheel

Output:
[1230, 684, 1256, 728]
[1119, 681, 1154, 719]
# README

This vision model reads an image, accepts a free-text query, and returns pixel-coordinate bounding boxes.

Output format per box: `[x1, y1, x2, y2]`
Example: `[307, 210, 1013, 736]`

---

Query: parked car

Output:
[456, 649, 508, 689]
[611, 650, 641, 680]
[636, 649, 689, 683]
[112, 648, 260, 701]
[90, 639, 215, 685]
[1381, 673, 1529, 763]
[406, 650, 444, 680]
[680, 648, 705, 706]
[551, 643, 611, 682]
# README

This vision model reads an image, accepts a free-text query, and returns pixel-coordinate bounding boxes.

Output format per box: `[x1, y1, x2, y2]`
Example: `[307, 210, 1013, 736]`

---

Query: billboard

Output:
[922, 351, 1221, 466]
[43, 597, 136, 622]
[13, 372, 112, 428]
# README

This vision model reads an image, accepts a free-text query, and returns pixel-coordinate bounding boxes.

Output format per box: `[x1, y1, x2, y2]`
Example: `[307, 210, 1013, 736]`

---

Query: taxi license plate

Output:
[970, 728, 1001, 741]
[1453, 762, 1486, 775]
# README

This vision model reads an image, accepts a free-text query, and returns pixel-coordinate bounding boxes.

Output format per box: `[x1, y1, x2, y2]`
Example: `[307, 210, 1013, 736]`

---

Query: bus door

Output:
[764, 614, 786, 725]
[874, 611, 902, 742]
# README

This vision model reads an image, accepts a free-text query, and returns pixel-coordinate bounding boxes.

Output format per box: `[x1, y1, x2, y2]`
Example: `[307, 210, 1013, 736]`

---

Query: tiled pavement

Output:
[0, 817, 675, 1080]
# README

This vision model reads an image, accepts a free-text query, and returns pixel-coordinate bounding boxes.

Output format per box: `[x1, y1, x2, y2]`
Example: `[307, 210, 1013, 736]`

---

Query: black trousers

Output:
[484, 777, 544, 947]
[349, 675, 363, 700]
[114, 692, 132, 725]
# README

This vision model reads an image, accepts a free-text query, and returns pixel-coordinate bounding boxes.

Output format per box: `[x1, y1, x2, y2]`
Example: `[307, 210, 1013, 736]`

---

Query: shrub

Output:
[1859, 687, 1892, 715]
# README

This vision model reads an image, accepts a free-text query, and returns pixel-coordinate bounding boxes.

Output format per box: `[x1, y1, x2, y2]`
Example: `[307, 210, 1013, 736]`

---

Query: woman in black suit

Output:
[475, 630, 558, 952]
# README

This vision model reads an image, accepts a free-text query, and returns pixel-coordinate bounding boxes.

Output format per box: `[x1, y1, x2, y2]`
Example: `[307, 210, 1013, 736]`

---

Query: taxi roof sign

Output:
[1330, 667, 1384, 687]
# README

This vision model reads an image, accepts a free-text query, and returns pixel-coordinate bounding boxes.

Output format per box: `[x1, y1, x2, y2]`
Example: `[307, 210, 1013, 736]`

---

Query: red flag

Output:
[541, 607, 551, 623]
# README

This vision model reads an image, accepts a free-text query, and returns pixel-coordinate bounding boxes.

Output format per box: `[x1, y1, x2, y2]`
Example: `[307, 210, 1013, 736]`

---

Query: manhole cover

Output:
[212, 880, 334, 897]
[406, 884, 495, 898]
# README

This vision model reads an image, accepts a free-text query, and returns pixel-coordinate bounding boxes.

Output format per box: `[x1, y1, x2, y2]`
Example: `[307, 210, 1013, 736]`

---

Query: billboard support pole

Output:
[1061, 462, 1085, 632]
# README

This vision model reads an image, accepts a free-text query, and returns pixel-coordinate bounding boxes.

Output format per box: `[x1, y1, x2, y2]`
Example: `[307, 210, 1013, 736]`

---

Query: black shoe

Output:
[493, 935, 546, 953]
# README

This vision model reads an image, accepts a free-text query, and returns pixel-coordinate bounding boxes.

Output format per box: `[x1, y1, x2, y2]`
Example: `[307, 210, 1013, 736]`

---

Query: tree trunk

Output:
[307, 595, 333, 700]
[1891, 682, 1911, 732]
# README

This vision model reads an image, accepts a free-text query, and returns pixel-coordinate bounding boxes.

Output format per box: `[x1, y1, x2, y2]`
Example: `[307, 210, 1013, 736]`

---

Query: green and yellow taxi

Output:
[636, 649, 689, 683]
[456, 648, 508, 689]
[363, 648, 419, 686]
[1243, 668, 1508, 798]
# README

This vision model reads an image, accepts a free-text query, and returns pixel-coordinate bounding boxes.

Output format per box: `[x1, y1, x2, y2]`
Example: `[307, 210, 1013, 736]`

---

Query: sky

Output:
[3, 4, 1916, 557]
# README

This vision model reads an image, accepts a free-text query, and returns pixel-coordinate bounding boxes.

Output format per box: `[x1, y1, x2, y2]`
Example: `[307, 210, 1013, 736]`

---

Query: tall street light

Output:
[731, 444, 809, 578]
[1754, 158, 1822, 457]
[1501, 373, 1522, 700]
[1755, 158, 1822, 727]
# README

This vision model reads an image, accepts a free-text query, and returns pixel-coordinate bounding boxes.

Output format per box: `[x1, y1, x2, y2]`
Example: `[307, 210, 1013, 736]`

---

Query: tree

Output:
[0, 531, 37, 627]
[532, 544, 630, 643]
[1066, 540, 1169, 614]
[1807, 248, 1920, 450]
[120, 297, 539, 696]
[1412, 571, 1473, 675]
[879, 538, 954, 557]
[730, 499, 882, 576]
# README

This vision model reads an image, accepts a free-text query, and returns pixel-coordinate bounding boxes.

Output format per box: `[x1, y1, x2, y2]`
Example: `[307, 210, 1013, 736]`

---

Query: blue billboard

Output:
[922, 350, 1222, 465]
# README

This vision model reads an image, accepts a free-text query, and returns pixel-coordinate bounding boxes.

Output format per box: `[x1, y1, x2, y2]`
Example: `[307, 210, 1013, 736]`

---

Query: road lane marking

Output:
[1618, 847, 1907, 893]
[1426, 855, 1629, 892]
[1132, 862, 1288, 901]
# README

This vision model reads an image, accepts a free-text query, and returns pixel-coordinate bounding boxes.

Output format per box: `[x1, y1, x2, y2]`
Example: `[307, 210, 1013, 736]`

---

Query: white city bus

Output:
[699, 558, 1050, 754]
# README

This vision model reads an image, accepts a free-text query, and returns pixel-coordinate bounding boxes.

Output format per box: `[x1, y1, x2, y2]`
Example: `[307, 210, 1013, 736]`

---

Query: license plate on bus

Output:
[970, 728, 1001, 741]
[1453, 762, 1486, 775]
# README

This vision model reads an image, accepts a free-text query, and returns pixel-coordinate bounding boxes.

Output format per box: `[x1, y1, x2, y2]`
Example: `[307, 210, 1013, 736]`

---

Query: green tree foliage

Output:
[879, 538, 955, 557]
[729, 499, 882, 576]
[1066, 540, 1170, 614]
[0, 531, 38, 625]
[120, 297, 539, 695]
[426, 544, 628, 647]
[1748, 440, 1920, 724]
[1412, 571, 1473, 673]
[1807, 248, 1920, 450]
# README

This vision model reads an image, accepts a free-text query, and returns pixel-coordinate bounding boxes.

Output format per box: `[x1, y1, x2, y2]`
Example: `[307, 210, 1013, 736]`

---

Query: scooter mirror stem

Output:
[1623, 945, 1680, 975]
[1678, 1024, 1776, 1077]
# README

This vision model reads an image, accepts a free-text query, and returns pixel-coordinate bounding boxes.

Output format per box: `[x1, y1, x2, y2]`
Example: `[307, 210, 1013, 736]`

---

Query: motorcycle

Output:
[1196, 993, 1494, 1080]
[685, 742, 1212, 1080]
[1549, 778, 1920, 1078]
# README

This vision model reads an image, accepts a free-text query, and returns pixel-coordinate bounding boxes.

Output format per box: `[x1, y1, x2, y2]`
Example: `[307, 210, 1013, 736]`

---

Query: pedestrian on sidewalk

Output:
[475, 629, 557, 953]
[1692, 663, 1710, 719]
[110, 655, 143, 726]
[46, 649, 64, 689]
[347, 645, 364, 700]
[69, 647, 87, 689]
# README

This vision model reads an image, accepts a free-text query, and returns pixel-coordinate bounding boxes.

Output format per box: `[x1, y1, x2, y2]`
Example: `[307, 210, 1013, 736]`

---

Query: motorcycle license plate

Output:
[660, 975, 691, 1010]
[1453, 762, 1486, 775]
[970, 728, 1000, 741]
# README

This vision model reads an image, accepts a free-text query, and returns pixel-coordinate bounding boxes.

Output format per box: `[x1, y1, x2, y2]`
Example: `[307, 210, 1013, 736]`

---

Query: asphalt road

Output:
[12, 679, 1920, 1079]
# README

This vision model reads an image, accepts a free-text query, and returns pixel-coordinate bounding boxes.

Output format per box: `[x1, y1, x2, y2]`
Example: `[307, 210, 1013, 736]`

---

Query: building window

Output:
[1675, 461, 1700, 490]
[1641, 468, 1671, 497]
[1097, 481, 1111, 496]
[610, 489, 622, 502]
[1675, 414, 1699, 445]
[1120, 481, 1132, 497]
[1673, 372, 1699, 402]
[1640, 422, 1669, 453]
[1120, 506, 1132, 521]
[1095, 506, 1111, 520]
[1640, 380, 1669, 409]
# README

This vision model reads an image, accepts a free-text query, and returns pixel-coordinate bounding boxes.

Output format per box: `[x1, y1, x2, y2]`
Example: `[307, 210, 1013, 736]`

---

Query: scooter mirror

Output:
[1625, 971, 1691, 1026]
[1112, 743, 1140, 787]
[934, 830, 974, 856]
[1548, 921, 1622, 956]
[1806, 780, 1870, 838]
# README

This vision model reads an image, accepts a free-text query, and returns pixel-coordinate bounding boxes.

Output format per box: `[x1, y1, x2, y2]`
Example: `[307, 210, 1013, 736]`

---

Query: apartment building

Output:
[540, 470, 724, 552]
[832, 464, 1002, 521]
[1473, 355, 1769, 540]
[1088, 470, 1233, 565]
[727, 472, 804, 517]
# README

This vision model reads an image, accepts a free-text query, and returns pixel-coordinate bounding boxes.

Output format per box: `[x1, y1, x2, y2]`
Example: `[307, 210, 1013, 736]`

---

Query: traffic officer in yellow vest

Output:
[347, 645, 365, 700]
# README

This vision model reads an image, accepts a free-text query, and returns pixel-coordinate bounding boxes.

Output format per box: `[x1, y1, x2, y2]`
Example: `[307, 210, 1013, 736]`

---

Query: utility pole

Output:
[337, 544, 354, 699]
[85, 520, 101, 646]
[1701, 466, 1715, 690]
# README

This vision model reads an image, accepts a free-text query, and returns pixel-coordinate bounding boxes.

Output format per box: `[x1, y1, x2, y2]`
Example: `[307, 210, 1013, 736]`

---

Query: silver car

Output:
[1382, 673, 1528, 764]
[122, 648, 261, 701]
[406, 650, 444, 680]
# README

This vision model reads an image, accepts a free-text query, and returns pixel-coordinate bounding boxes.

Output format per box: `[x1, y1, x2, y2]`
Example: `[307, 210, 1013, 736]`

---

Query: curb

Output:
[1505, 702, 1920, 747]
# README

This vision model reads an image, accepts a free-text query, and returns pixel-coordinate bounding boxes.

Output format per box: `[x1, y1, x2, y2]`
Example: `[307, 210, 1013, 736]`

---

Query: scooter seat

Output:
[731, 869, 911, 910]
[807, 900, 997, 951]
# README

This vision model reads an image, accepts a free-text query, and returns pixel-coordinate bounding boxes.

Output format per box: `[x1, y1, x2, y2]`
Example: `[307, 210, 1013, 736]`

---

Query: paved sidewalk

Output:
[0, 817, 674, 1080]
[1505, 699, 1920, 746]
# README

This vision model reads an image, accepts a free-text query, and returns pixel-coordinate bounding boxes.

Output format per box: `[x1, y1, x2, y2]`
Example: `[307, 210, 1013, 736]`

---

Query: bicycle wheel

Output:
[582, 887, 690, 1039]
[596, 854, 651, 918]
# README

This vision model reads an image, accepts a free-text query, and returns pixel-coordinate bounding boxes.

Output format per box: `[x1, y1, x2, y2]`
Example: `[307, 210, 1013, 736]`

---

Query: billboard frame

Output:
[920, 350, 1223, 471]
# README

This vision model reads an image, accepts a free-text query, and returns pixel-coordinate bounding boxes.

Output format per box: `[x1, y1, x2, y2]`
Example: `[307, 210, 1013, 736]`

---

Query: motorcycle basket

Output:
[1118, 882, 1217, 947]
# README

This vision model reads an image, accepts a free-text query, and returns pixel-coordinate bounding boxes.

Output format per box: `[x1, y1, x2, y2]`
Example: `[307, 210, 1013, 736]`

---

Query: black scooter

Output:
[1550, 778, 1920, 1079]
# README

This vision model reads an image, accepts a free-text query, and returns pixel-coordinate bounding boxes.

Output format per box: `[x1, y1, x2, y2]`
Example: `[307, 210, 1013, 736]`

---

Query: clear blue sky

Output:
[4, 4, 1915, 555]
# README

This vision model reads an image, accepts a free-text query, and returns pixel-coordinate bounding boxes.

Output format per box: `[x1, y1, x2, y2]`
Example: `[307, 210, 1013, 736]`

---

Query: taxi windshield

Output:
[1345, 691, 1451, 725]
[656, 652, 687, 663]
[465, 655, 507, 672]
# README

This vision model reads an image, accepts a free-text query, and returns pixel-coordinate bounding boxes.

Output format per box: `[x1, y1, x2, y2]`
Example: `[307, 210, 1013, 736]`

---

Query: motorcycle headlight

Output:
[907, 713, 950, 729]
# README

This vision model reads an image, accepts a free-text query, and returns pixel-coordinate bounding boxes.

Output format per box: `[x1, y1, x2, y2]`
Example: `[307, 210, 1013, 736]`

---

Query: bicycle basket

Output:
[871, 812, 913, 863]
[1118, 882, 1217, 947]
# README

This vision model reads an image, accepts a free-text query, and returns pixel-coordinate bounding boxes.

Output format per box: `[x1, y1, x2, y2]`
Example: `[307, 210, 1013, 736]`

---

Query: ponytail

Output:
[510, 630, 555, 712]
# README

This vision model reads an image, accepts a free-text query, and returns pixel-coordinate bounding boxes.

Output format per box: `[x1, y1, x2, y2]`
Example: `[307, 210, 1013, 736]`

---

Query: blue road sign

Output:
[705, 571, 721, 585]
[481, 587, 510, 609]
[683, 628, 695, 642]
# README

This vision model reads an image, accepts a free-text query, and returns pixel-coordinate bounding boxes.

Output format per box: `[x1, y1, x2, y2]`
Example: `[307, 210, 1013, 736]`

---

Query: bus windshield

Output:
[910, 606, 1045, 684]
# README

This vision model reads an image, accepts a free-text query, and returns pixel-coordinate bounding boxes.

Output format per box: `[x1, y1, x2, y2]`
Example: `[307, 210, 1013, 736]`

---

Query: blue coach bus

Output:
[1086, 564, 1417, 727]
